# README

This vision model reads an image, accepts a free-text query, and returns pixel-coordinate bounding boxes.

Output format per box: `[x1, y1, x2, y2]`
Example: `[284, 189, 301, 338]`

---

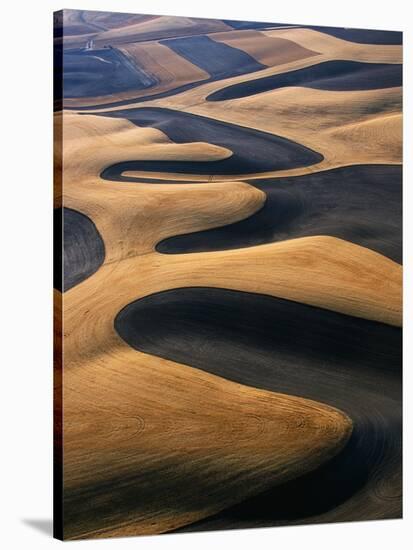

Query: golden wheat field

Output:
[54, 9, 402, 540]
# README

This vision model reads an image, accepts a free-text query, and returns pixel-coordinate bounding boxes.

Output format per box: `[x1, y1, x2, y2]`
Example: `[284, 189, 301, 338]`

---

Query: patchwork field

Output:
[54, 9, 402, 540]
